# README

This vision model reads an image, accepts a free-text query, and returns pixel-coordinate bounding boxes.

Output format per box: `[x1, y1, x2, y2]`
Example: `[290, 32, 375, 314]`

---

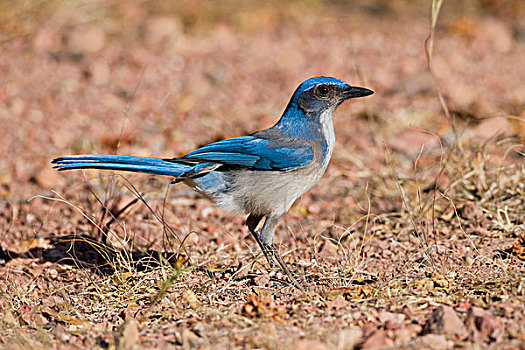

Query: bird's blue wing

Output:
[175, 136, 314, 171]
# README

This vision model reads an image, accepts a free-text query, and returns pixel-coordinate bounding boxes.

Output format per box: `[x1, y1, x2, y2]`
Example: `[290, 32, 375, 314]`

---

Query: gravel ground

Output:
[0, 1, 524, 349]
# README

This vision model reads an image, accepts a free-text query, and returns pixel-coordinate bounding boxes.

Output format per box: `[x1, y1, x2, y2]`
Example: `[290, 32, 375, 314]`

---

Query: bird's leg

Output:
[246, 214, 277, 268]
[259, 215, 305, 291]
[266, 243, 305, 292]
[247, 214, 305, 291]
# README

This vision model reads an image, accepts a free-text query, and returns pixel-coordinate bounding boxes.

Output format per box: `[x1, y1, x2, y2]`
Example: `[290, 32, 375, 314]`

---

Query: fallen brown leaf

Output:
[241, 293, 286, 323]
[42, 308, 91, 327]
[512, 233, 525, 260]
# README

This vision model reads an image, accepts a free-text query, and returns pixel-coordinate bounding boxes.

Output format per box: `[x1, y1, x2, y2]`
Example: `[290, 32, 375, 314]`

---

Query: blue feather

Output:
[178, 136, 314, 171]
[52, 155, 191, 177]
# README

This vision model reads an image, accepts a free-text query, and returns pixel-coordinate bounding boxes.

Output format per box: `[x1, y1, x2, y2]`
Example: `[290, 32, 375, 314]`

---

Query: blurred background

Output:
[1, 0, 524, 198]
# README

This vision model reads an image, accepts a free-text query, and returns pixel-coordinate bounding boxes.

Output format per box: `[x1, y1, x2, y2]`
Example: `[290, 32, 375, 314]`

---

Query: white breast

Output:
[319, 106, 336, 169]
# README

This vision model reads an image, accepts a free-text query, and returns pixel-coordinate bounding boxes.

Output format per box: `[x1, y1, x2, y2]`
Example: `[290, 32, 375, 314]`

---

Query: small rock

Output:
[318, 239, 340, 259]
[67, 24, 106, 54]
[10, 97, 26, 116]
[28, 109, 44, 123]
[32, 28, 61, 52]
[472, 117, 512, 139]
[145, 16, 183, 47]
[465, 307, 503, 342]
[394, 326, 415, 344]
[361, 329, 394, 349]
[114, 319, 139, 350]
[459, 203, 484, 221]
[33, 167, 66, 189]
[325, 296, 349, 311]
[51, 130, 72, 148]
[335, 327, 363, 350]
[1, 310, 17, 327]
[508, 110, 525, 142]
[379, 311, 405, 329]
[88, 59, 110, 86]
[423, 306, 468, 339]
[192, 322, 208, 337]
[445, 81, 478, 108]
[419, 334, 452, 350]
[182, 328, 203, 350]
[475, 18, 514, 53]
[287, 340, 328, 350]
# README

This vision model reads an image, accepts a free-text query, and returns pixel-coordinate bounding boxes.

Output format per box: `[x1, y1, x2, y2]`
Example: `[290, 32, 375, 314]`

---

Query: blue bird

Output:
[53, 76, 373, 288]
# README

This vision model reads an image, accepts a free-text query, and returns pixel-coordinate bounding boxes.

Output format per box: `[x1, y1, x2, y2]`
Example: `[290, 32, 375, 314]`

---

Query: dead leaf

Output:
[114, 272, 134, 283]
[19, 238, 52, 253]
[182, 289, 200, 310]
[42, 307, 91, 327]
[325, 285, 373, 302]
[241, 293, 286, 323]
[512, 233, 525, 260]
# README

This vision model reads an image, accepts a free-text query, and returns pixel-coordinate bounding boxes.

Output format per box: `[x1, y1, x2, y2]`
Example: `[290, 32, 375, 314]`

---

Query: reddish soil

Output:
[0, 1, 524, 349]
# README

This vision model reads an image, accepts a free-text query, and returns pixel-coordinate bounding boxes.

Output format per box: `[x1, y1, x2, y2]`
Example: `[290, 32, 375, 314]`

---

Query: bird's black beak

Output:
[342, 86, 374, 99]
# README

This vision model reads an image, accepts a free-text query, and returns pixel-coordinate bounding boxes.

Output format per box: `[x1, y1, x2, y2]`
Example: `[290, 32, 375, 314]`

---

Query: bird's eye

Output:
[316, 85, 331, 99]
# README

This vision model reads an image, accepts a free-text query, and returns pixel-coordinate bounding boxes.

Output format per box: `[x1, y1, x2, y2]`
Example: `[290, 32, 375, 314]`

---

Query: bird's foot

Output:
[265, 243, 305, 292]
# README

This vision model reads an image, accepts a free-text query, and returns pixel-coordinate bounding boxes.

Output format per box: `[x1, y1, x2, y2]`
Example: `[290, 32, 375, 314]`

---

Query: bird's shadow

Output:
[0, 234, 259, 285]
[0, 233, 181, 275]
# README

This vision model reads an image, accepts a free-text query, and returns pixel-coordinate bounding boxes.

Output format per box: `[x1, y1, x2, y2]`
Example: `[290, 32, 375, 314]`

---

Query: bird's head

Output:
[292, 76, 373, 114]
[273, 76, 373, 139]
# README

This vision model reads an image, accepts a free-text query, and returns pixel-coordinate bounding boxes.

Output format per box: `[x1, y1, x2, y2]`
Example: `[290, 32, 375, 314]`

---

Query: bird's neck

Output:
[274, 102, 335, 142]
[274, 102, 333, 135]
[273, 103, 337, 165]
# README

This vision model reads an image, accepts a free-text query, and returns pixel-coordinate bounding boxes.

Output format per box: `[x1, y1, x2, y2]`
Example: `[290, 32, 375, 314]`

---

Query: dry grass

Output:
[0, 0, 524, 349]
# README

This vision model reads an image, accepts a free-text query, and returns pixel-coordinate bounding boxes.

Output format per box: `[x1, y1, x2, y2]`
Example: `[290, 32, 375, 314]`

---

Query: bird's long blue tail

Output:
[52, 155, 191, 178]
